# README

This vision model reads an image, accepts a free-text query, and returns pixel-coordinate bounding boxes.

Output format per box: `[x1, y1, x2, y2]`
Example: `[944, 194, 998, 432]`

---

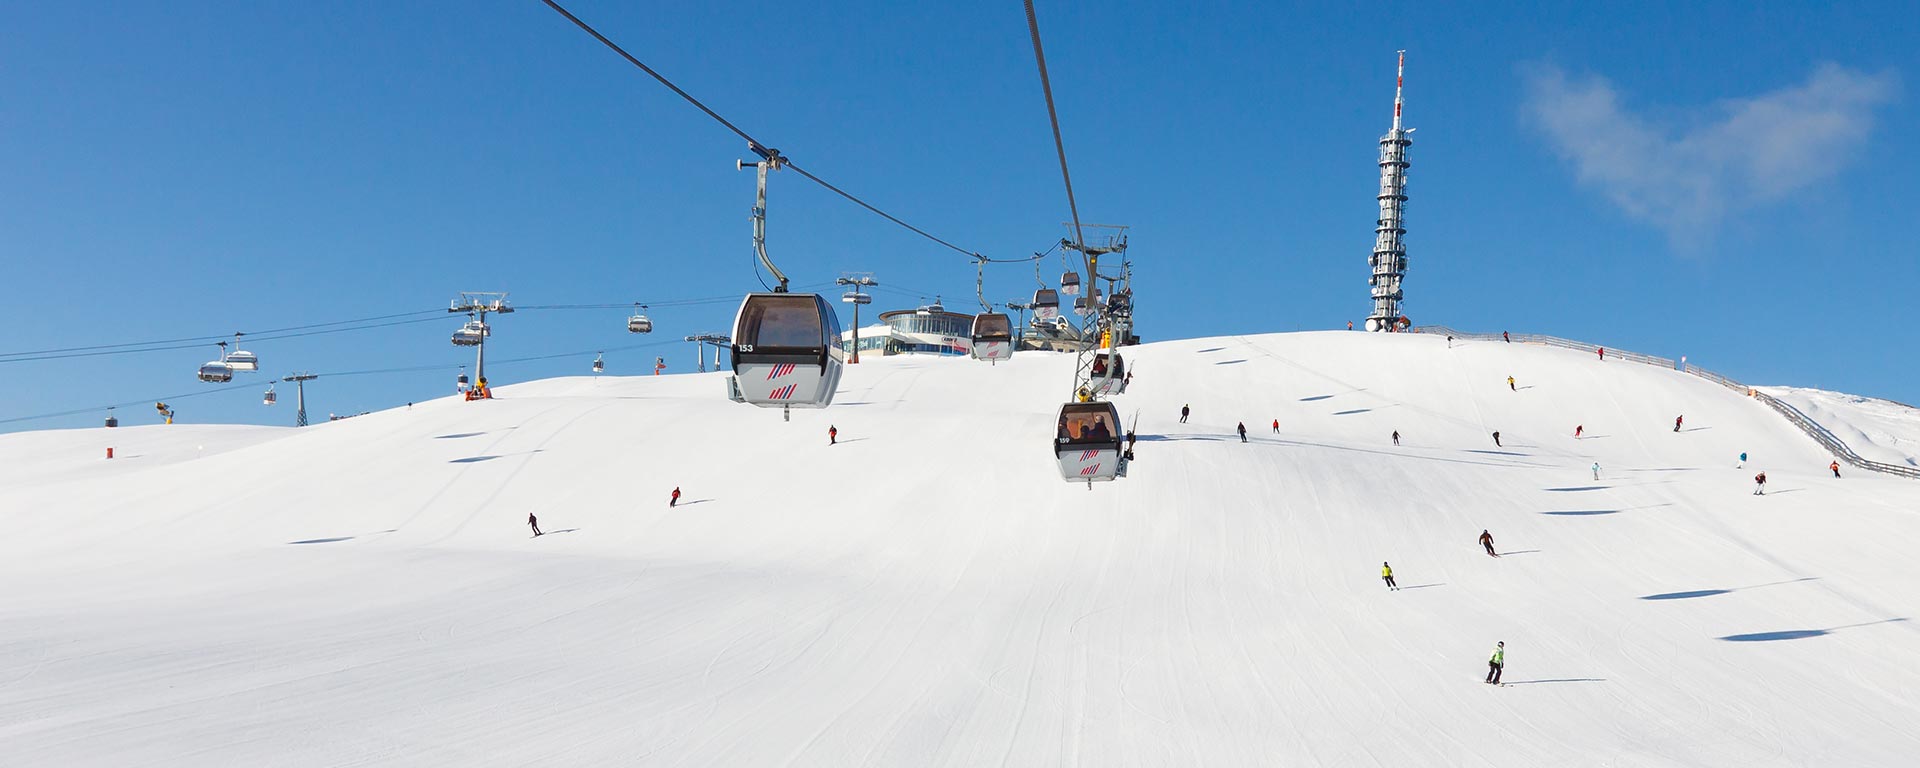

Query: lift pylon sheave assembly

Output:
[1063, 224, 1131, 402]
[728, 142, 844, 417]
[837, 273, 877, 364]
[450, 292, 512, 398]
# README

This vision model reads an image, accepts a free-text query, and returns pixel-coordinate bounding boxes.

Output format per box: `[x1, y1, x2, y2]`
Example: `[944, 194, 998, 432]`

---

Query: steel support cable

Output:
[0, 316, 452, 365]
[0, 337, 689, 427]
[0, 382, 258, 426]
[0, 309, 448, 360]
[536, 0, 983, 261]
[1022, 0, 1087, 255]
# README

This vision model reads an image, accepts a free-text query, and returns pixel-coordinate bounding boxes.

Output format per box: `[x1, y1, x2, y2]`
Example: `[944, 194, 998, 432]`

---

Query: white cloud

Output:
[1523, 63, 1897, 245]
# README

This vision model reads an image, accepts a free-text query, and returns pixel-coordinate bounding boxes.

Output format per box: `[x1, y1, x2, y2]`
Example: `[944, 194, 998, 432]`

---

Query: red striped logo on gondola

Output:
[766, 363, 796, 380]
[1080, 464, 1101, 476]
[1080, 449, 1100, 461]
[770, 384, 797, 400]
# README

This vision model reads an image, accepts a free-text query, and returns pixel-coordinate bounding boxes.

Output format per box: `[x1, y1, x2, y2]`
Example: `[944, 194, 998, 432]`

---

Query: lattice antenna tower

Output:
[1365, 51, 1414, 332]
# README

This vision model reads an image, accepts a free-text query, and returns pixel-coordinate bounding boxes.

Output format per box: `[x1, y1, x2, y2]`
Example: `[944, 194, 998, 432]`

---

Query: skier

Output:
[1738, 451, 1748, 468]
[1597, 347, 1605, 361]
[1592, 462, 1601, 481]
[1830, 460, 1841, 478]
[1180, 404, 1190, 424]
[1271, 418, 1280, 434]
[1237, 422, 1248, 443]
[1574, 425, 1583, 438]
[1479, 529, 1498, 557]
[1507, 376, 1516, 392]
[1447, 335, 1454, 348]
[1492, 431, 1502, 448]
[1124, 430, 1136, 461]
[1347, 320, 1354, 331]
[1486, 642, 1505, 685]
[1382, 562, 1399, 591]
[1674, 415, 1684, 432]
[829, 425, 838, 445]
[670, 486, 682, 507]
[528, 512, 542, 537]
[1392, 430, 1401, 446]
[1752, 472, 1767, 495]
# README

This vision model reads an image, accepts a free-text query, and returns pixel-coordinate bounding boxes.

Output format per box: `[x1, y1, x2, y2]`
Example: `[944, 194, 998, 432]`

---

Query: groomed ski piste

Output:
[3, 331, 1917, 766]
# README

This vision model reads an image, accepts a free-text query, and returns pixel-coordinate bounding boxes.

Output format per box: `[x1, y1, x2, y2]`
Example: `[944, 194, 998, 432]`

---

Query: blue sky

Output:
[2, 0, 1913, 431]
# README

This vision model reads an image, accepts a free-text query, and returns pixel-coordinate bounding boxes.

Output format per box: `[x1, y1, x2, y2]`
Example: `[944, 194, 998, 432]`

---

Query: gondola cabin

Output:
[727, 292, 844, 409]
[592, 355, 605, 374]
[456, 372, 470, 392]
[263, 386, 276, 405]
[969, 312, 1014, 362]
[1032, 288, 1059, 320]
[1054, 401, 1126, 483]
[1060, 270, 1081, 296]
[1089, 351, 1127, 395]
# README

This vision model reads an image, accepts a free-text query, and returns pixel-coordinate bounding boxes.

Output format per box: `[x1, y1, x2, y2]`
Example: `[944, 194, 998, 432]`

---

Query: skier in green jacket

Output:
[1485, 641, 1505, 684]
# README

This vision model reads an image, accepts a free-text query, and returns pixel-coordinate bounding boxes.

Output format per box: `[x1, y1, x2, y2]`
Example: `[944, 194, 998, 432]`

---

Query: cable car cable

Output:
[536, 0, 984, 262]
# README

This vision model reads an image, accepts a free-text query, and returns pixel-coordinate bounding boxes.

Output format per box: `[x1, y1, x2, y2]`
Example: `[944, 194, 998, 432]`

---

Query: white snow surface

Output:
[1758, 385, 1920, 468]
[3, 331, 1918, 766]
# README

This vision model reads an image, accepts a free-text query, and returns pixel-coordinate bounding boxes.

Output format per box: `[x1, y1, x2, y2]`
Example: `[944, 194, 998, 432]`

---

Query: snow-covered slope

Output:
[3, 331, 1917, 766]
[1759, 385, 1920, 468]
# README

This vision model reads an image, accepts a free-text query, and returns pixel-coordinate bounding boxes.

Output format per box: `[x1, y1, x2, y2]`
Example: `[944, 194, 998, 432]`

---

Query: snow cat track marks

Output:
[421, 402, 621, 547]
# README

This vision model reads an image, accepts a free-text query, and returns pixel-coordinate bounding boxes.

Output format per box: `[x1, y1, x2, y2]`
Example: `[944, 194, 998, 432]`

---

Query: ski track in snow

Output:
[1, 331, 1917, 766]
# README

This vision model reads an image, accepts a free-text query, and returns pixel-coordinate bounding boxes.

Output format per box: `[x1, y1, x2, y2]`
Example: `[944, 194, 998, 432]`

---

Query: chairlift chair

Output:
[627, 304, 653, 333]
[969, 312, 1014, 362]
[197, 342, 233, 383]
[1054, 401, 1127, 484]
[198, 361, 234, 383]
[841, 291, 871, 305]
[451, 319, 488, 346]
[727, 292, 844, 409]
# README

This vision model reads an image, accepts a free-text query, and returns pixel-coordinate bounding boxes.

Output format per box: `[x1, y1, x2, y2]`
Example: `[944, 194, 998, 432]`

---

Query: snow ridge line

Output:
[1411, 326, 1920, 480]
